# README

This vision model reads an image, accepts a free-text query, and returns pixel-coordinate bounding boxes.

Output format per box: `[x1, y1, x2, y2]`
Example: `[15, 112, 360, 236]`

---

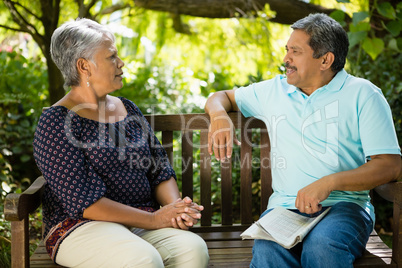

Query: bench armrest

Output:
[374, 181, 402, 205]
[374, 180, 402, 265]
[4, 176, 46, 221]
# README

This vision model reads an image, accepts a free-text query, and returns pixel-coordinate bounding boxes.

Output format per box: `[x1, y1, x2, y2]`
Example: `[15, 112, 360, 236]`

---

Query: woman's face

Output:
[87, 38, 125, 94]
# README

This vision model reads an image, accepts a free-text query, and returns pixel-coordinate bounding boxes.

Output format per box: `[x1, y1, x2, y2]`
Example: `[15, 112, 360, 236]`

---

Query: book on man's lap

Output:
[240, 206, 331, 249]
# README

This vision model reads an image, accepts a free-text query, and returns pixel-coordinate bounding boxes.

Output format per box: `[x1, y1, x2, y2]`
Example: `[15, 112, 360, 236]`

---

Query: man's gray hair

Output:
[50, 18, 115, 88]
[291, 13, 349, 73]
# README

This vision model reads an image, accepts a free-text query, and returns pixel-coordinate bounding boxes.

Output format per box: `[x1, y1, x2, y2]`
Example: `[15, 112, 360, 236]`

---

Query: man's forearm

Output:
[296, 154, 401, 214]
[325, 154, 402, 192]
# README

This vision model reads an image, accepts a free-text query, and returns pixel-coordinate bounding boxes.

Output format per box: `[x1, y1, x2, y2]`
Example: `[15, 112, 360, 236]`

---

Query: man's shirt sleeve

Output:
[235, 77, 279, 119]
[358, 90, 401, 157]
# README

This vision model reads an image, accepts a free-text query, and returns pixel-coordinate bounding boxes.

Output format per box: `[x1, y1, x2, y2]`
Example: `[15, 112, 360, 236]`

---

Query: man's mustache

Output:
[284, 62, 297, 71]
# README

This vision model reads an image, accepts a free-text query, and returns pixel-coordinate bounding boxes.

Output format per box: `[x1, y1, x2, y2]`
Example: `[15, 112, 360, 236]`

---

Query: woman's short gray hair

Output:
[50, 18, 115, 88]
[291, 13, 349, 73]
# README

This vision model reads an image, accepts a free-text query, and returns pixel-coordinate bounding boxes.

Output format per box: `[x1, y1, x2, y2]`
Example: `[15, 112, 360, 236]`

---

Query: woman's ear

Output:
[77, 58, 91, 77]
[320, 52, 335, 71]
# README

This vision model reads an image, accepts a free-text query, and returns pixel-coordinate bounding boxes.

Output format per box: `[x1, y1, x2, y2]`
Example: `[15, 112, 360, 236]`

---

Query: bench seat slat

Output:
[197, 231, 244, 241]
[29, 230, 395, 268]
[206, 240, 255, 249]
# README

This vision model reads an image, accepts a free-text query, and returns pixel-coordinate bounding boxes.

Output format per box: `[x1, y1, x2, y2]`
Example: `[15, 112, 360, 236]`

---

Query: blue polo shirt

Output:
[235, 69, 400, 222]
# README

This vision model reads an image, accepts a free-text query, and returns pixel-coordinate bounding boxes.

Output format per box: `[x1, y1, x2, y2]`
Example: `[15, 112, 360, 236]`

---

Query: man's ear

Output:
[320, 52, 335, 71]
[77, 58, 91, 77]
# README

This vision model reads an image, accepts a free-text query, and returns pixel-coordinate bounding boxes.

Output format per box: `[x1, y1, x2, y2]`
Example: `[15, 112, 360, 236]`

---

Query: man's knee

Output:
[251, 240, 300, 268]
[302, 233, 354, 267]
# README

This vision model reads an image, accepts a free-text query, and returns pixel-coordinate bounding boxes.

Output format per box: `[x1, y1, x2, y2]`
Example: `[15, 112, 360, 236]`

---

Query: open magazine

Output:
[240, 206, 331, 249]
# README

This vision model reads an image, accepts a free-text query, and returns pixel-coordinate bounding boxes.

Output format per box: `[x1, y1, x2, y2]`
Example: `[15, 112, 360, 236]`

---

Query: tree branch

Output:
[75, 0, 98, 18]
[0, 24, 27, 33]
[133, 0, 338, 24]
[12, 1, 41, 21]
[98, 3, 132, 16]
[3, 0, 42, 37]
[85, 0, 99, 15]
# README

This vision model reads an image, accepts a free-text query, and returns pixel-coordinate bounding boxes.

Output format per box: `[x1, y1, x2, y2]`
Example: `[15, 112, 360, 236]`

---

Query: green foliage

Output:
[0, 51, 47, 189]
[111, 8, 288, 102]
[333, 0, 402, 60]
[0, 50, 47, 266]
[0, 225, 11, 268]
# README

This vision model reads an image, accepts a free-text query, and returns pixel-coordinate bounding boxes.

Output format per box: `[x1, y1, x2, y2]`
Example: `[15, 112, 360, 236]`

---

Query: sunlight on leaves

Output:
[362, 37, 384, 60]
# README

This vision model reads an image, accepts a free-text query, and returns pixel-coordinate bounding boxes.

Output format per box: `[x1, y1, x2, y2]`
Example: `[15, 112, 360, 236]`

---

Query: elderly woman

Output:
[33, 18, 209, 268]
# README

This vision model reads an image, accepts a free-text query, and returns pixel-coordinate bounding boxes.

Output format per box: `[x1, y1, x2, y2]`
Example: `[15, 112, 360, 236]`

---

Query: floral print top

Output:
[33, 97, 176, 260]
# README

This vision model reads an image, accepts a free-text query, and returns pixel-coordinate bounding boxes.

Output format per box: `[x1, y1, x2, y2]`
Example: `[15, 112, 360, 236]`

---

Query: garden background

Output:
[0, 0, 401, 266]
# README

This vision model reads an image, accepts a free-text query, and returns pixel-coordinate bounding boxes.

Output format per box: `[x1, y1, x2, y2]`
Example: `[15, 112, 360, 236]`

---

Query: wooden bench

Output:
[4, 112, 402, 267]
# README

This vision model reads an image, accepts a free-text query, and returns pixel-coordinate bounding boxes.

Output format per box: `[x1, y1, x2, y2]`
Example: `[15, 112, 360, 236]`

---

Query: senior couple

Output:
[33, 13, 401, 268]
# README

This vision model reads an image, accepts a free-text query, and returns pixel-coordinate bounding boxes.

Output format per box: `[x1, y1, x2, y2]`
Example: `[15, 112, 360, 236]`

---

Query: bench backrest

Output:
[145, 112, 272, 232]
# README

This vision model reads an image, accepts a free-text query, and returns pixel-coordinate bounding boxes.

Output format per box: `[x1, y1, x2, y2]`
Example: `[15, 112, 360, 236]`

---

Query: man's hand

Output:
[295, 177, 333, 214]
[208, 112, 240, 161]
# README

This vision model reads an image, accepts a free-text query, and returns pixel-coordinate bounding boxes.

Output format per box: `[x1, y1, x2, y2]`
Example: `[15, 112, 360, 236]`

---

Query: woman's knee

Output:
[123, 246, 164, 268]
[186, 233, 209, 263]
[96, 239, 165, 268]
[174, 232, 209, 267]
[162, 231, 209, 268]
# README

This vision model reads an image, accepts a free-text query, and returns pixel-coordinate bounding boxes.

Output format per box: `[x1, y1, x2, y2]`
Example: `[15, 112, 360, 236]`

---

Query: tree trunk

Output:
[133, 0, 337, 24]
[46, 55, 66, 105]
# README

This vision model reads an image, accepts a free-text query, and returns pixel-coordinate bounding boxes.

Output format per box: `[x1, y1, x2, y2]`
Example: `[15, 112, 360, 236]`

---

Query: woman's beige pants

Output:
[55, 221, 209, 268]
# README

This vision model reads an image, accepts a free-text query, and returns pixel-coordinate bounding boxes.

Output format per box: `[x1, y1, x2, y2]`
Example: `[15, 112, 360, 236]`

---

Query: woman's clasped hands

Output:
[154, 196, 204, 230]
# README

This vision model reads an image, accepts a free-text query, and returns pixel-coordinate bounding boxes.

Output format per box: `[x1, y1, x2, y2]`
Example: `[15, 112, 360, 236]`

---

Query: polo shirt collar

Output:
[286, 69, 348, 94]
[324, 68, 348, 92]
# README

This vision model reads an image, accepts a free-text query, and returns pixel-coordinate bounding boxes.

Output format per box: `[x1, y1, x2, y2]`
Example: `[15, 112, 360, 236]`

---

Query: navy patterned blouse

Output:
[33, 97, 176, 260]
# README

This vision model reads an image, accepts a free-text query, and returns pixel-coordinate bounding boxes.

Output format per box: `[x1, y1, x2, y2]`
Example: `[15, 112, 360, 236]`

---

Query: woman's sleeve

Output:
[146, 125, 177, 188]
[33, 109, 107, 219]
[126, 101, 177, 189]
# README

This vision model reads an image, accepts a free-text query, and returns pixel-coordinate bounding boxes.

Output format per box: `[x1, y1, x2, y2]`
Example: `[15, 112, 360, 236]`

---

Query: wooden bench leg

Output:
[393, 200, 401, 266]
[11, 218, 29, 268]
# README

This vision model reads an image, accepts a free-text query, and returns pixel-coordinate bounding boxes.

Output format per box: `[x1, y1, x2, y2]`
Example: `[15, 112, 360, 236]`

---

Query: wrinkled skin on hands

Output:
[155, 197, 204, 230]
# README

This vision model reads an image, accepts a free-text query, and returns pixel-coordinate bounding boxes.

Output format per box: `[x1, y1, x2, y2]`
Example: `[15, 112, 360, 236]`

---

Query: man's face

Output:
[283, 30, 324, 94]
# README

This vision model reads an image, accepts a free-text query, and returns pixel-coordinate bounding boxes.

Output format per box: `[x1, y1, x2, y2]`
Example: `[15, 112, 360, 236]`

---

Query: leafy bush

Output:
[0, 50, 48, 267]
[0, 50, 48, 187]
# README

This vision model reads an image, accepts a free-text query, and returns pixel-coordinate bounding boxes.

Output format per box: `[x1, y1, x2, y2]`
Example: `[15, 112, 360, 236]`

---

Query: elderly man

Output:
[205, 13, 401, 267]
